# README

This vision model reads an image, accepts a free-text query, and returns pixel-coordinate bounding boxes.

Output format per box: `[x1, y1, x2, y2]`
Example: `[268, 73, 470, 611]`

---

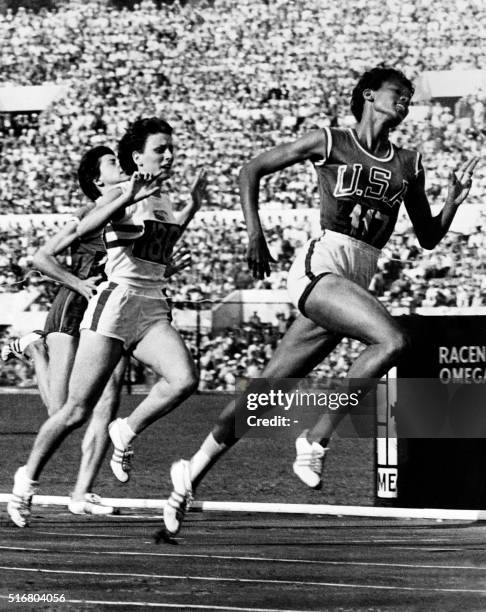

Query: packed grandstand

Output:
[0, 0, 485, 389]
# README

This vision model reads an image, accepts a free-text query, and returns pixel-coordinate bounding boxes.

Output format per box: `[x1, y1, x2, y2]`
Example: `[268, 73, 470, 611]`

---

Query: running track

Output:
[1, 393, 486, 610]
[1, 507, 486, 611]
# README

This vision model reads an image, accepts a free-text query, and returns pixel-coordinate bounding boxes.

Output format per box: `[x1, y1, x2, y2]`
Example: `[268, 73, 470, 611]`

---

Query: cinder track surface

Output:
[1, 394, 485, 611]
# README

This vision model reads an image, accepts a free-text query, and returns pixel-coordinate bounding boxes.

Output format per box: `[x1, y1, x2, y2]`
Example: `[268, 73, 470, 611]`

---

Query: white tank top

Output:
[103, 190, 181, 288]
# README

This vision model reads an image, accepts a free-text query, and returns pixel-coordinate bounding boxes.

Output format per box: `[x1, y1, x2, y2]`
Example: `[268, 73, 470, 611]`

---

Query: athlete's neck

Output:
[355, 114, 392, 157]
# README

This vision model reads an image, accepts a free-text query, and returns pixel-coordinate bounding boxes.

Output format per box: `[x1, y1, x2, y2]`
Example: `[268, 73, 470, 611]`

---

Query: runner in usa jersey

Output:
[161, 67, 479, 537]
[315, 126, 421, 249]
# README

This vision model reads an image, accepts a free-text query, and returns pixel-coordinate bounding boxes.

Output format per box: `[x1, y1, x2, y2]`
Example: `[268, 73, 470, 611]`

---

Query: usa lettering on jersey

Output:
[314, 128, 420, 248]
[333, 164, 408, 208]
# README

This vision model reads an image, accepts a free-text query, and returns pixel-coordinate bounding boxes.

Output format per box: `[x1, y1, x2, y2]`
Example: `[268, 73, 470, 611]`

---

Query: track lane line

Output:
[0, 545, 485, 571]
[0, 597, 301, 612]
[1, 565, 485, 594]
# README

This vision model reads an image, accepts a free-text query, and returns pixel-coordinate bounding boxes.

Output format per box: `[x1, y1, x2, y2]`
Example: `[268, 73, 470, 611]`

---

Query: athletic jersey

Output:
[67, 211, 106, 281]
[103, 190, 181, 288]
[314, 127, 422, 249]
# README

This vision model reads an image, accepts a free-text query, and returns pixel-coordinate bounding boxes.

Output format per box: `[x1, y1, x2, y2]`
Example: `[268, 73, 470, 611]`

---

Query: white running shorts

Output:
[287, 230, 380, 316]
[80, 281, 172, 350]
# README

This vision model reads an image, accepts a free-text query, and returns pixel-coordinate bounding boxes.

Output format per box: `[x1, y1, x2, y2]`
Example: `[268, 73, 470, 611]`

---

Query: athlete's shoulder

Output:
[325, 127, 358, 149]
[307, 127, 344, 165]
[393, 143, 422, 177]
[327, 127, 350, 137]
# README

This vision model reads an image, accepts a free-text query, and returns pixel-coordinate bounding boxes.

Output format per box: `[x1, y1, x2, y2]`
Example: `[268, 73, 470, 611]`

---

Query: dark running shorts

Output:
[44, 286, 88, 338]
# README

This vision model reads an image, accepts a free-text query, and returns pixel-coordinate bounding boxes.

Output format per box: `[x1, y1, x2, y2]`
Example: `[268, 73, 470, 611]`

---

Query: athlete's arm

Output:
[76, 186, 125, 237]
[76, 172, 160, 238]
[33, 216, 101, 299]
[239, 130, 328, 279]
[174, 169, 208, 234]
[404, 156, 478, 249]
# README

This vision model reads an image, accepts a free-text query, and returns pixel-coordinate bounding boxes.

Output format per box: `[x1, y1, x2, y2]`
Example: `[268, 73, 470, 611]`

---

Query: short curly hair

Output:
[350, 67, 414, 121]
[118, 117, 173, 175]
[77, 145, 115, 201]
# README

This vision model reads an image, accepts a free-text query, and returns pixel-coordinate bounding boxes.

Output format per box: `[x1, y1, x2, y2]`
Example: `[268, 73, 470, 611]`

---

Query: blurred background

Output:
[0, 0, 485, 392]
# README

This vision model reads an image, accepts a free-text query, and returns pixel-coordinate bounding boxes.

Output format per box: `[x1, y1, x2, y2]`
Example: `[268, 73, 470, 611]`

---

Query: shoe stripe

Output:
[169, 491, 185, 503]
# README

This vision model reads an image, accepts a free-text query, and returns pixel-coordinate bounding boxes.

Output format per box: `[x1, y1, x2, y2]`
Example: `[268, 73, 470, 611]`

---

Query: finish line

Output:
[0, 494, 485, 521]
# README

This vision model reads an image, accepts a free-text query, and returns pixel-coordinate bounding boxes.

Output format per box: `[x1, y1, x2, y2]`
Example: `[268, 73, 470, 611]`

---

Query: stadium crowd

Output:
[2, 214, 486, 309]
[0, 0, 484, 215]
[2, 213, 486, 388]
[0, 0, 485, 387]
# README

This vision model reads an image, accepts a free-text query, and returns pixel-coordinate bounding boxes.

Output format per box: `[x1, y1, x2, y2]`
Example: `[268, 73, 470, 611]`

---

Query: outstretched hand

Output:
[165, 246, 191, 278]
[446, 157, 479, 206]
[190, 169, 209, 209]
[126, 171, 162, 204]
[247, 233, 276, 280]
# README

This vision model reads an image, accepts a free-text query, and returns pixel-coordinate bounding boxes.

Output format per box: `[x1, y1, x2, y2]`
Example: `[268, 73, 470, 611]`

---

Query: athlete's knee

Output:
[47, 399, 65, 416]
[61, 400, 91, 429]
[381, 328, 411, 361]
[169, 370, 199, 399]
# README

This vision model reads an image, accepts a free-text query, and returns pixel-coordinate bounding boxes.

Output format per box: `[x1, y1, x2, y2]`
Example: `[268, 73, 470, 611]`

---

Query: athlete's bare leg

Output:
[303, 274, 409, 444]
[71, 356, 127, 501]
[24, 338, 51, 410]
[23, 330, 124, 481]
[163, 315, 341, 535]
[127, 322, 198, 434]
[211, 315, 342, 445]
[24, 333, 78, 415]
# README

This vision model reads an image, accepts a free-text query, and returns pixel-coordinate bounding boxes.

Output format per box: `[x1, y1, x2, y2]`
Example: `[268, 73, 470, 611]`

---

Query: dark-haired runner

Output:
[4, 146, 130, 516]
[8, 118, 207, 527]
[163, 67, 478, 536]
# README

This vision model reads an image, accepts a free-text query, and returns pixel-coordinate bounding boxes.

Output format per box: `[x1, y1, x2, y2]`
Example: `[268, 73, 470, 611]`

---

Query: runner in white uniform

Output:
[8, 117, 207, 527]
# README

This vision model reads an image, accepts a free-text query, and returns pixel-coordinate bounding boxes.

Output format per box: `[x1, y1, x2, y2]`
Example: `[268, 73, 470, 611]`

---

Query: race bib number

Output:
[132, 220, 181, 265]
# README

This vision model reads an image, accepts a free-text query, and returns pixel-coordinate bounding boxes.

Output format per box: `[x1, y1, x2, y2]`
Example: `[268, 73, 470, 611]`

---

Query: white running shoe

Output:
[108, 419, 133, 483]
[7, 466, 38, 528]
[1, 331, 44, 363]
[163, 459, 193, 536]
[292, 430, 328, 489]
[1, 338, 24, 362]
[68, 493, 116, 515]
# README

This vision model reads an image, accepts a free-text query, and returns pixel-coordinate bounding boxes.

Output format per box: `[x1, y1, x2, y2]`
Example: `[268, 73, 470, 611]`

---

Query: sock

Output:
[14, 466, 38, 494]
[189, 433, 227, 482]
[118, 418, 136, 446]
[17, 332, 44, 354]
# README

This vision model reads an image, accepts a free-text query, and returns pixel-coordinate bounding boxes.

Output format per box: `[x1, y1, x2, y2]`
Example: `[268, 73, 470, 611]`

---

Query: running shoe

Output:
[7, 466, 38, 528]
[163, 459, 193, 536]
[108, 418, 133, 483]
[68, 493, 116, 516]
[292, 430, 328, 489]
[1, 330, 45, 363]
[1, 338, 24, 362]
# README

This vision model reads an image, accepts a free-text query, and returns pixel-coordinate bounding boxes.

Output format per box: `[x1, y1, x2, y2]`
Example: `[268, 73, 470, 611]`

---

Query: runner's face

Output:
[134, 132, 174, 180]
[97, 154, 125, 186]
[370, 79, 413, 126]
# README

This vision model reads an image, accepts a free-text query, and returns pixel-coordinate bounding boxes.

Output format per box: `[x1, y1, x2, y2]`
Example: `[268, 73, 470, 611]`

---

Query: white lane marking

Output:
[1, 566, 485, 594]
[35, 531, 135, 539]
[0, 596, 300, 612]
[2, 493, 485, 521]
[1, 544, 485, 571]
[0, 596, 299, 612]
[22, 531, 456, 546]
[0, 545, 484, 572]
